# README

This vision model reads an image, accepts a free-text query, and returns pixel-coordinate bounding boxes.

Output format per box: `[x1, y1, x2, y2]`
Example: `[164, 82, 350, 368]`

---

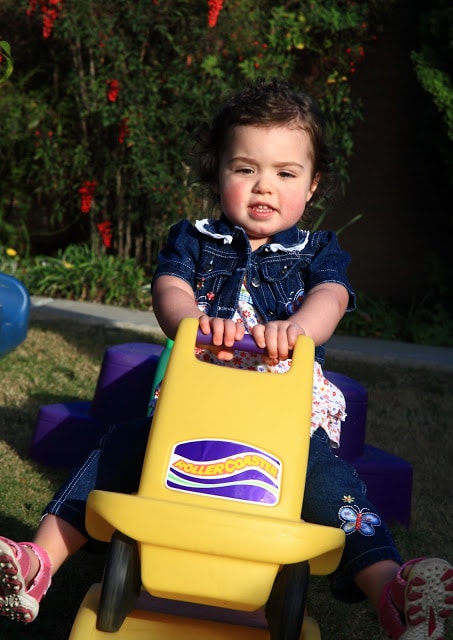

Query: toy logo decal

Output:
[166, 439, 282, 505]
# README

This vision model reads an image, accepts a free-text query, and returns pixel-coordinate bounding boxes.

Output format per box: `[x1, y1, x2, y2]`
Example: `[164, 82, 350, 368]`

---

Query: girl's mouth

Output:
[249, 205, 275, 218]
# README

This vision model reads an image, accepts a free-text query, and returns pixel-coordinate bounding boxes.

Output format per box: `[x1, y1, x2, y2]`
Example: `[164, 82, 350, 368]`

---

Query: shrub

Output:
[0, 243, 150, 309]
[411, 0, 453, 181]
[1, 0, 394, 269]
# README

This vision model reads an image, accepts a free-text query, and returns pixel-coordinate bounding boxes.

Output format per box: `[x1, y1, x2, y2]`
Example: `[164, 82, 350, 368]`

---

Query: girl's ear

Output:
[306, 172, 320, 202]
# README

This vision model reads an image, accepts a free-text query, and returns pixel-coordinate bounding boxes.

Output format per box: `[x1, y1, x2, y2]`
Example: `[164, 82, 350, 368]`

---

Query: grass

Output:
[0, 318, 452, 639]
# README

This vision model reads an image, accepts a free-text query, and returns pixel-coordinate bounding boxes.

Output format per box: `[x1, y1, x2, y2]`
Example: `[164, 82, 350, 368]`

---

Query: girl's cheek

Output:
[221, 182, 243, 210]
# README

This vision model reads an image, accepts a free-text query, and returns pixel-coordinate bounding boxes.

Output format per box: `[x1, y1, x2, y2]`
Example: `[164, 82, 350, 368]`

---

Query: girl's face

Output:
[217, 124, 319, 250]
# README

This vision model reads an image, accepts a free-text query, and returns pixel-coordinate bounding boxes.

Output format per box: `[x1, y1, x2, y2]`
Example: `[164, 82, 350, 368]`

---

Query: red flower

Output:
[78, 180, 97, 214]
[26, 0, 63, 39]
[26, 0, 38, 16]
[118, 117, 130, 144]
[107, 79, 119, 102]
[96, 221, 113, 248]
[207, 0, 223, 28]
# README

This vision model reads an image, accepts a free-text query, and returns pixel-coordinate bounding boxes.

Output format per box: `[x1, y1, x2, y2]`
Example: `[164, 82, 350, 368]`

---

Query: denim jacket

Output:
[152, 216, 356, 364]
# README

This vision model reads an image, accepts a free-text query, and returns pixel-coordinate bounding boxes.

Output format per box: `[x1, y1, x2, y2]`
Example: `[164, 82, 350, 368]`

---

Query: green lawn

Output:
[0, 319, 452, 639]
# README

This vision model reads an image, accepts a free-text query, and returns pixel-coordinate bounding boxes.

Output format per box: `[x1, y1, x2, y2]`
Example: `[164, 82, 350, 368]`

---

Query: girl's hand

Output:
[251, 321, 305, 365]
[198, 315, 245, 361]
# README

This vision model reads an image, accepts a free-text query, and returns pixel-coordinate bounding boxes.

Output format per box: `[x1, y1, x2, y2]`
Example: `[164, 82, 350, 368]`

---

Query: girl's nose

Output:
[252, 174, 272, 194]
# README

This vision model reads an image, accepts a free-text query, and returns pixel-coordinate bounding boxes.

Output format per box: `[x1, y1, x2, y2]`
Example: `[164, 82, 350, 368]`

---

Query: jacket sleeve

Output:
[305, 231, 356, 311]
[151, 220, 200, 290]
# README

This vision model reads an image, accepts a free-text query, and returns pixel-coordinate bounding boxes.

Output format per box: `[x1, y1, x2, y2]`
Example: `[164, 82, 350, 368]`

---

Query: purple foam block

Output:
[90, 342, 163, 424]
[30, 343, 163, 468]
[29, 401, 103, 468]
[352, 444, 413, 527]
[325, 370, 368, 461]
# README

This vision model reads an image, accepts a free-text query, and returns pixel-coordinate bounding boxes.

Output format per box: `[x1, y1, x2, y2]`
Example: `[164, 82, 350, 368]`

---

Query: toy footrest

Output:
[69, 584, 322, 640]
[69, 584, 270, 640]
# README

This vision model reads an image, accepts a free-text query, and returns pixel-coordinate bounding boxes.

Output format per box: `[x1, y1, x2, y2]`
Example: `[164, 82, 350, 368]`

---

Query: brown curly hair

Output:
[192, 78, 337, 228]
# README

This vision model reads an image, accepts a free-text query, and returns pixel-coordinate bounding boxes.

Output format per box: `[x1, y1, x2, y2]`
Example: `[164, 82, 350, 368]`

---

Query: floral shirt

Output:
[194, 281, 346, 447]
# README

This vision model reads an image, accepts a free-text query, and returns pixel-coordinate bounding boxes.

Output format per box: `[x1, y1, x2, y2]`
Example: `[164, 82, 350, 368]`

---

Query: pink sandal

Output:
[379, 557, 453, 639]
[0, 536, 51, 623]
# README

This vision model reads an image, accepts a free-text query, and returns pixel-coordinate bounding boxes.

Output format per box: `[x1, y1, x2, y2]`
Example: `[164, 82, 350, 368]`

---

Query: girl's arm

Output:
[252, 282, 349, 364]
[152, 275, 201, 340]
[291, 282, 349, 344]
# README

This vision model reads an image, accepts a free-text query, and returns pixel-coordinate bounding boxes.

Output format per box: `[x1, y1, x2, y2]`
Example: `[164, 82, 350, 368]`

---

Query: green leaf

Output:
[0, 41, 14, 82]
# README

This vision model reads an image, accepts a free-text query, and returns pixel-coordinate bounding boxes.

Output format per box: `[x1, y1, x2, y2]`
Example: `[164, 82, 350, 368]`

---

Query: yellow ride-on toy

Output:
[69, 317, 345, 640]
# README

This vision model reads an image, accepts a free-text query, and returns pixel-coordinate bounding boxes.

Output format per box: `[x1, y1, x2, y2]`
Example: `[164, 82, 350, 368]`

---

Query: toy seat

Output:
[72, 318, 345, 639]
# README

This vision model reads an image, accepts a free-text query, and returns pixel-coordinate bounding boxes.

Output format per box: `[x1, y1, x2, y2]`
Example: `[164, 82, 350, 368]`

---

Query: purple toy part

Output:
[352, 444, 413, 527]
[30, 342, 163, 468]
[196, 330, 294, 356]
[91, 343, 164, 425]
[196, 330, 264, 354]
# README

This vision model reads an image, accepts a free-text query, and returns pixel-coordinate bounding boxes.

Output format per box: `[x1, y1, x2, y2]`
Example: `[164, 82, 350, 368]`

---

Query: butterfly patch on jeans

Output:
[338, 505, 381, 536]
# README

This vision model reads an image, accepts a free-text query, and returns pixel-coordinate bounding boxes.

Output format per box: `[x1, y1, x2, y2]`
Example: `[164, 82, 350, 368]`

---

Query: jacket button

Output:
[251, 277, 260, 287]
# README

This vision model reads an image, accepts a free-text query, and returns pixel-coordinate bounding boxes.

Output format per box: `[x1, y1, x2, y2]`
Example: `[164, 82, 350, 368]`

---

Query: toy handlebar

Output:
[196, 330, 265, 354]
[196, 329, 293, 357]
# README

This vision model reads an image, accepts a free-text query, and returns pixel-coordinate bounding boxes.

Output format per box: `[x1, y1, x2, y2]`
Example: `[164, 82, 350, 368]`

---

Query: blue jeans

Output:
[302, 427, 402, 602]
[44, 421, 401, 603]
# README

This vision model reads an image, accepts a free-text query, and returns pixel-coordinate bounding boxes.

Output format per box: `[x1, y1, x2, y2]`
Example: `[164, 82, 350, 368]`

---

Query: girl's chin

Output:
[246, 232, 273, 250]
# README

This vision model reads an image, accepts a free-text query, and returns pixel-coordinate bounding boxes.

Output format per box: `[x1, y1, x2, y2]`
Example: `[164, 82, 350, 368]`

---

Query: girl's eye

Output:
[279, 171, 296, 178]
[235, 167, 254, 174]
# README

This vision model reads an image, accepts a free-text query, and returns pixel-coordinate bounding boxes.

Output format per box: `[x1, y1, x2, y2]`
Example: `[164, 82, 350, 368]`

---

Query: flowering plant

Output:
[0, 0, 393, 266]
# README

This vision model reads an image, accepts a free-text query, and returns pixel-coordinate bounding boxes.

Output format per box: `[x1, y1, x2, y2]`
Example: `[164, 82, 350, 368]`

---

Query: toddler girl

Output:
[1, 78, 451, 639]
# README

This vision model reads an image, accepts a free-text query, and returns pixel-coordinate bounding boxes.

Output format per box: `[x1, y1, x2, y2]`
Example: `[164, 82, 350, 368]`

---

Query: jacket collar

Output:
[195, 215, 310, 253]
